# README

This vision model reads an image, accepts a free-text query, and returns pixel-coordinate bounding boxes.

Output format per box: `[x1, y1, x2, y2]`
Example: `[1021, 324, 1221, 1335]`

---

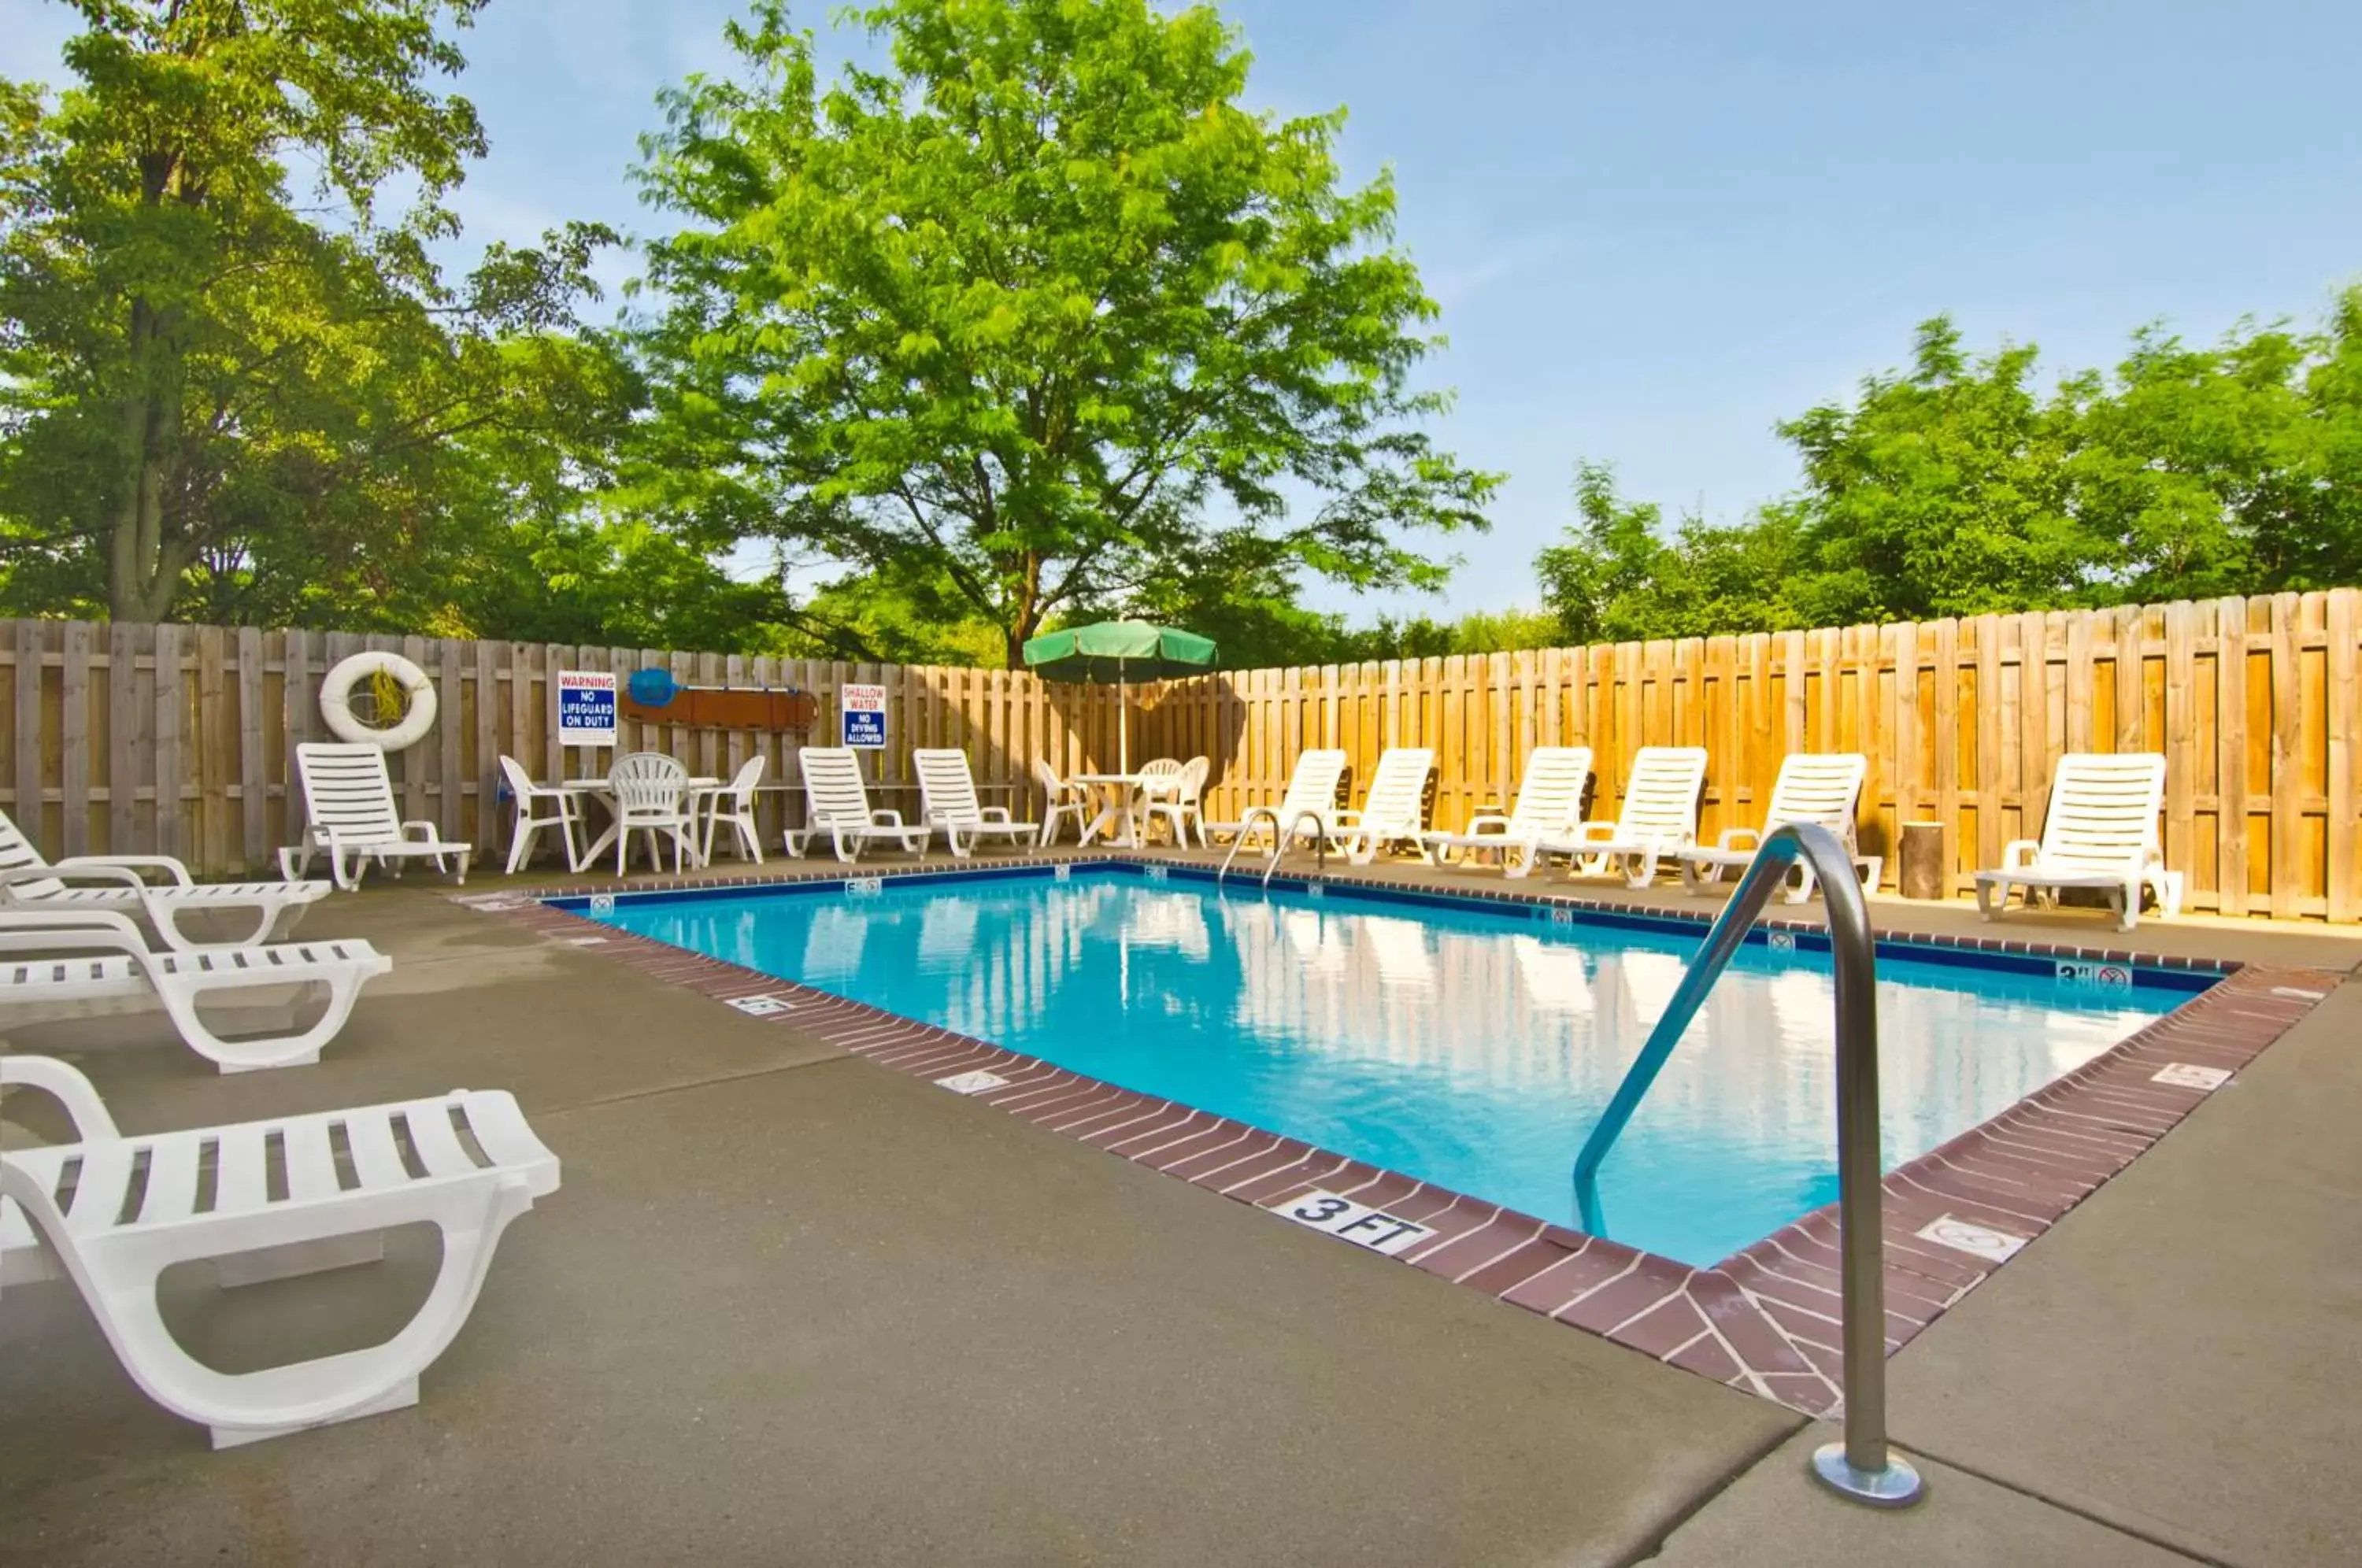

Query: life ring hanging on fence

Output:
[320, 651, 439, 750]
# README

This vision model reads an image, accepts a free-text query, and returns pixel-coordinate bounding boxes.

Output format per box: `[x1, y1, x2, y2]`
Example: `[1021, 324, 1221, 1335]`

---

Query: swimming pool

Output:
[579, 865, 2194, 1266]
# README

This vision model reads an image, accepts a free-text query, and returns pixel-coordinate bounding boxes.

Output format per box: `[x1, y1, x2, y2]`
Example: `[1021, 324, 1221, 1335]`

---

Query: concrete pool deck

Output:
[2, 852, 2356, 1563]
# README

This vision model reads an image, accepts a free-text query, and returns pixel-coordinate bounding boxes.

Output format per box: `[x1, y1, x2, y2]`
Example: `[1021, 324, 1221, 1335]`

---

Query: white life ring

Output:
[320, 651, 439, 750]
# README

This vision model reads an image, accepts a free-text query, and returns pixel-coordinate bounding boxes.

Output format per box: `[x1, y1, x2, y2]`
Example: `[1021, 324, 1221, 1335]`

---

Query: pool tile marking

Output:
[1270, 1189, 1436, 1256]
[1912, 1215, 2031, 1262]
[936, 1069, 1013, 1095]
[2150, 1062, 2232, 1090]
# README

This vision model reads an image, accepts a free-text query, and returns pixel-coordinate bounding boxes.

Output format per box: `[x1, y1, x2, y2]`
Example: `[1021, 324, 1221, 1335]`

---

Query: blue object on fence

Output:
[628, 669, 679, 706]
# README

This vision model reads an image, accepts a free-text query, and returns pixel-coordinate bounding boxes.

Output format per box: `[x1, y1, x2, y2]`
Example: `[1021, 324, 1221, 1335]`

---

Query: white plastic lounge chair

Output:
[0, 805, 330, 951]
[1034, 758, 1093, 847]
[497, 755, 583, 875]
[606, 752, 700, 875]
[282, 744, 472, 890]
[1420, 746, 1593, 878]
[0, 909, 391, 1073]
[1537, 745, 1709, 887]
[1141, 756, 1209, 849]
[1201, 749, 1349, 852]
[784, 748, 930, 864]
[0, 1054, 557, 1449]
[1973, 753, 2182, 932]
[690, 755, 768, 865]
[1330, 748, 1436, 865]
[915, 749, 1040, 858]
[1678, 753, 1879, 903]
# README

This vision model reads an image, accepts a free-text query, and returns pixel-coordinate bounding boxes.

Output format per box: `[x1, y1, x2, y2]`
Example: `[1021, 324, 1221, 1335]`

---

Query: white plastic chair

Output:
[1034, 758, 1093, 847]
[282, 744, 472, 890]
[915, 749, 1039, 857]
[1201, 749, 1349, 853]
[1679, 753, 1879, 902]
[1420, 746, 1593, 878]
[607, 753, 699, 875]
[1142, 756, 1209, 848]
[785, 748, 930, 863]
[0, 908, 391, 1072]
[1974, 753, 2182, 931]
[497, 755, 583, 875]
[0, 1054, 557, 1449]
[1538, 745, 1709, 887]
[1331, 748, 1436, 865]
[0, 804, 330, 951]
[690, 755, 768, 865]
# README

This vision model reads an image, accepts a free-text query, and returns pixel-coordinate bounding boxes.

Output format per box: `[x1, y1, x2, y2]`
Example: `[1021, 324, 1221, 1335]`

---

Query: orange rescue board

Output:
[620, 689, 818, 731]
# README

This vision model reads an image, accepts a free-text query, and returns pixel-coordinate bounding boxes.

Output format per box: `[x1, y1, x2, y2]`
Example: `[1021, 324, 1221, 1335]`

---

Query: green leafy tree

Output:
[0, 0, 620, 624]
[1774, 317, 2098, 625]
[632, 0, 1497, 668]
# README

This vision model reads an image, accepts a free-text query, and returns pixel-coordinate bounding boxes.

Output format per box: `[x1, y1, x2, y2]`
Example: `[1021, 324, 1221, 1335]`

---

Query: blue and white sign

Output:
[841, 682, 887, 749]
[558, 670, 618, 748]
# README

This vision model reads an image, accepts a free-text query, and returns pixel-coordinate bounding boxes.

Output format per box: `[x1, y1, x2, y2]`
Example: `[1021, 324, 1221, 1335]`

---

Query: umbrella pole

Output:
[1118, 664, 1130, 775]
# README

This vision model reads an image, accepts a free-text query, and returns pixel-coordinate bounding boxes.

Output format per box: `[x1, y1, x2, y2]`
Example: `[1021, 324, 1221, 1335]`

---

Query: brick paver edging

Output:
[453, 858, 2335, 1416]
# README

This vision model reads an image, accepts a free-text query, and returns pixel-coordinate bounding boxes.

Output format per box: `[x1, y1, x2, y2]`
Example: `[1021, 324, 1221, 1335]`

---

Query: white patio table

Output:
[555, 775, 720, 870]
[1070, 772, 1153, 849]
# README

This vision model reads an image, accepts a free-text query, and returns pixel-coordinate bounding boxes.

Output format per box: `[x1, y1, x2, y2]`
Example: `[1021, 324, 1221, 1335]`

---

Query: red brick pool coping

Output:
[456, 854, 2338, 1417]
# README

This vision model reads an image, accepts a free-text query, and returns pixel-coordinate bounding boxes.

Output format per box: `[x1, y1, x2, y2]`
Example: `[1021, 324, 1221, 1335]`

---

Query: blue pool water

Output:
[586, 867, 2189, 1265]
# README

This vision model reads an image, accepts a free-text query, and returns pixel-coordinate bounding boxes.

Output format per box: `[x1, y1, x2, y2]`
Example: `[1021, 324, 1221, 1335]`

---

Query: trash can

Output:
[1898, 821, 1945, 900]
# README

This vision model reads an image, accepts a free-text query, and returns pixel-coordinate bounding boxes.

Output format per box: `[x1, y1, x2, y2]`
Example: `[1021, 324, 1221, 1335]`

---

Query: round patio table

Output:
[556, 775, 720, 869]
[1069, 772, 1152, 848]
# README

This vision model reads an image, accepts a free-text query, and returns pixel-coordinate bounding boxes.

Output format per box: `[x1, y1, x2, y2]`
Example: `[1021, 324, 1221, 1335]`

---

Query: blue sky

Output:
[8, 0, 2360, 619]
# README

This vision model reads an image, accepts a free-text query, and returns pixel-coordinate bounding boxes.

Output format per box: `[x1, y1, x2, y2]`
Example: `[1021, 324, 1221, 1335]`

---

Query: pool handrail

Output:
[1214, 806, 1330, 887]
[1569, 820, 1924, 1509]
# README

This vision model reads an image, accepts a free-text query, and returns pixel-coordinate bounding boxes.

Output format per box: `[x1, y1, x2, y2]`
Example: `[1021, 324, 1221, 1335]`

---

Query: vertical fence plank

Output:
[236, 625, 266, 871]
[2268, 594, 2302, 919]
[108, 619, 137, 855]
[2327, 590, 2359, 923]
[61, 621, 91, 856]
[194, 623, 230, 874]
[153, 624, 184, 864]
[283, 627, 313, 857]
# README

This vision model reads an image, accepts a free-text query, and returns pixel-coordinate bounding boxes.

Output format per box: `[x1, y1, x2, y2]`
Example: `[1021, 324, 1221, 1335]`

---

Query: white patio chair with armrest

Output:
[0, 805, 330, 951]
[0, 908, 391, 1072]
[1536, 745, 1709, 888]
[1678, 753, 1878, 903]
[689, 754, 768, 866]
[281, 743, 472, 891]
[915, 749, 1040, 858]
[1034, 757, 1093, 847]
[784, 748, 930, 864]
[1201, 749, 1349, 852]
[0, 1053, 558, 1449]
[1142, 756, 1210, 848]
[607, 752, 700, 875]
[1420, 746, 1593, 878]
[496, 755, 583, 875]
[1330, 748, 1436, 865]
[1974, 753, 2181, 932]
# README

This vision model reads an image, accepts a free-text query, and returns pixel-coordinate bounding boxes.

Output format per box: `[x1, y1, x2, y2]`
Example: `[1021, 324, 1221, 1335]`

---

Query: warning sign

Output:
[558, 670, 618, 747]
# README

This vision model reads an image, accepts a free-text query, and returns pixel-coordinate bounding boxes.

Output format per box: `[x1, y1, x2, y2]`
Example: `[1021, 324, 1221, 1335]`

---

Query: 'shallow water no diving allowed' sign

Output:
[841, 682, 887, 749]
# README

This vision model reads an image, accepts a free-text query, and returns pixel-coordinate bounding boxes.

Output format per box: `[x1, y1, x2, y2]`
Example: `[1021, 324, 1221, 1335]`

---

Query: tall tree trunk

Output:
[107, 296, 189, 623]
[1002, 551, 1045, 670]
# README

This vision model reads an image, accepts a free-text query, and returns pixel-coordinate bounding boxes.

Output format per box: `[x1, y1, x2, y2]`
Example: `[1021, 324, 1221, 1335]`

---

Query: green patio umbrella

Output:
[1022, 620, 1217, 774]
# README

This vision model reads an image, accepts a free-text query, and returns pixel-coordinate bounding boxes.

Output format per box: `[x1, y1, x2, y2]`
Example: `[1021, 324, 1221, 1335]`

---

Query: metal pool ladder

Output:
[1214, 807, 1327, 887]
[1570, 822, 1925, 1509]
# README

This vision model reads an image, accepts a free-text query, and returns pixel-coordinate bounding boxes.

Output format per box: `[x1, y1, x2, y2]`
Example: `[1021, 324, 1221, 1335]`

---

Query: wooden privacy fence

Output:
[0, 622, 1135, 878]
[1, 589, 2356, 920]
[1142, 590, 2362, 923]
